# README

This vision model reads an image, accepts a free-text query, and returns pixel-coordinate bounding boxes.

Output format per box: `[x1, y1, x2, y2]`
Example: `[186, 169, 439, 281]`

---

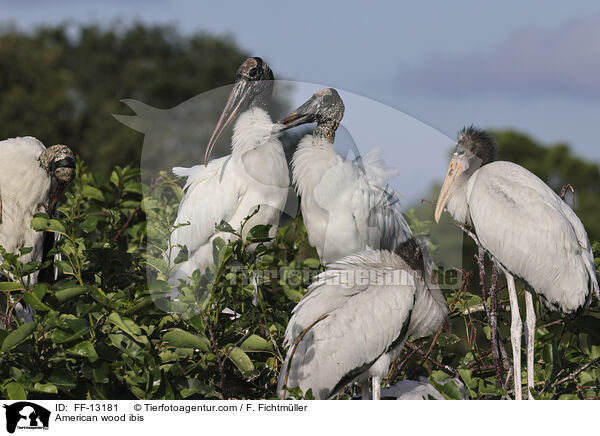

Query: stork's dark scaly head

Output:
[279, 88, 345, 142]
[39, 144, 76, 186]
[204, 57, 275, 165]
[456, 126, 497, 166]
[434, 126, 498, 223]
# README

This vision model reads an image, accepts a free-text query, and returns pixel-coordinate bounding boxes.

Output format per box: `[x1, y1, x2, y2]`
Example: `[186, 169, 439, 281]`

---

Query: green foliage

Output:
[0, 161, 318, 399]
[0, 131, 599, 400]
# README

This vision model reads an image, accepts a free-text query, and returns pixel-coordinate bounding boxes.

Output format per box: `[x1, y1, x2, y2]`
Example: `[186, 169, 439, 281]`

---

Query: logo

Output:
[3, 402, 50, 433]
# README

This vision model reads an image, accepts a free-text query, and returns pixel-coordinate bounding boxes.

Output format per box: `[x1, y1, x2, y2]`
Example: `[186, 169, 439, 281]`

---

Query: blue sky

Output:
[3, 0, 600, 201]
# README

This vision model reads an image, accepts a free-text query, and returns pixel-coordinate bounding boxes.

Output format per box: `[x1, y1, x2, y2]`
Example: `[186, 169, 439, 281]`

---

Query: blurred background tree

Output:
[0, 23, 291, 173]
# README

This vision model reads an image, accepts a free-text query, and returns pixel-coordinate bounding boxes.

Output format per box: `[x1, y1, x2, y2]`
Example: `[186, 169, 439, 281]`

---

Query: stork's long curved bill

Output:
[204, 80, 250, 166]
[434, 157, 464, 223]
[278, 98, 318, 132]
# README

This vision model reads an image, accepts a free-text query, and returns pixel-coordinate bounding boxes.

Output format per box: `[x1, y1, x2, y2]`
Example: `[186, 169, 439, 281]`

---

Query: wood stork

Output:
[277, 238, 448, 400]
[0, 137, 75, 325]
[277, 88, 413, 265]
[168, 57, 289, 283]
[434, 126, 600, 400]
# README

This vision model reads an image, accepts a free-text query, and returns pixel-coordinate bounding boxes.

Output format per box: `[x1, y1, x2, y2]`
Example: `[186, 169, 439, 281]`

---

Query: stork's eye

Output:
[248, 67, 258, 78]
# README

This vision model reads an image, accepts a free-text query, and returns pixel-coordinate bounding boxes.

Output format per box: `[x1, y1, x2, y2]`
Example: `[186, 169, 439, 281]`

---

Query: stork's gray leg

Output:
[372, 376, 381, 401]
[525, 290, 535, 400]
[505, 271, 522, 400]
[361, 382, 369, 400]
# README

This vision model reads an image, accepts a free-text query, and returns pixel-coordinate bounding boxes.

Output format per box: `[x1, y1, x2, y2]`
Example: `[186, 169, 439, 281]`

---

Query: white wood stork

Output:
[277, 238, 448, 400]
[0, 136, 75, 324]
[168, 57, 289, 283]
[434, 126, 600, 400]
[277, 88, 413, 265]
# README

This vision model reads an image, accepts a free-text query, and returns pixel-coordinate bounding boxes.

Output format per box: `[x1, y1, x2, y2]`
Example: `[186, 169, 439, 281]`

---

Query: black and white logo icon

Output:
[3, 402, 50, 433]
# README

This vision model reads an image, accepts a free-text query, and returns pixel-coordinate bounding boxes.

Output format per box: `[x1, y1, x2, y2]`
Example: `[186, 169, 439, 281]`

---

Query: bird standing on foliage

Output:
[278, 88, 412, 265]
[0, 136, 75, 325]
[434, 126, 599, 400]
[168, 57, 289, 283]
[277, 239, 448, 400]
[277, 88, 447, 399]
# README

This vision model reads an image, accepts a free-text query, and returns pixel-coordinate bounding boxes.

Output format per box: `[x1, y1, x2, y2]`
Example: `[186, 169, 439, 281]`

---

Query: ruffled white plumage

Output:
[291, 135, 412, 264]
[278, 248, 448, 399]
[168, 108, 289, 282]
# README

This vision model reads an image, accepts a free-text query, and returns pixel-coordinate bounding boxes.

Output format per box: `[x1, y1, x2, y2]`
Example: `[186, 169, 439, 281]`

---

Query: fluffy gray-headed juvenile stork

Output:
[434, 126, 599, 400]
[278, 238, 448, 400]
[168, 57, 289, 283]
[277, 88, 413, 265]
[0, 136, 75, 325]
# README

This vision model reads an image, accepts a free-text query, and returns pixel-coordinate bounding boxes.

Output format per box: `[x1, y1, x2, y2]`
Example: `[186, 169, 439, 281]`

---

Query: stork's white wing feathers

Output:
[356, 147, 398, 186]
[170, 155, 241, 257]
[279, 249, 418, 399]
[467, 161, 597, 312]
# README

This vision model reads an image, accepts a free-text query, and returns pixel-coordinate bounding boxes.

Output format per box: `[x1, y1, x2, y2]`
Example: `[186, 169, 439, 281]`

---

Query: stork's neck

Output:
[231, 107, 275, 155]
[445, 170, 472, 224]
[314, 120, 338, 143]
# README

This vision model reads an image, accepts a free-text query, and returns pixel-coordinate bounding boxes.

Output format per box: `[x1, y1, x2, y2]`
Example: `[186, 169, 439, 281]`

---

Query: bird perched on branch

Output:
[434, 126, 599, 400]
[168, 57, 289, 283]
[0, 136, 75, 325]
[278, 238, 448, 400]
[278, 88, 412, 265]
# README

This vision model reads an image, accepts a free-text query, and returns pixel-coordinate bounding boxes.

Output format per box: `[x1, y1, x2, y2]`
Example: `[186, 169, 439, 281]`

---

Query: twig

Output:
[461, 304, 510, 316]
[387, 342, 426, 382]
[405, 342, 458, 376]
[112, 176, 163, 242]
[407, 325, 444, 379]
[548, 357, 600, 393]
[200, 313, 225, 400]
[560, 184, 576, 209]
[454, 222, 506, 385]
[112, 204, 141, 242]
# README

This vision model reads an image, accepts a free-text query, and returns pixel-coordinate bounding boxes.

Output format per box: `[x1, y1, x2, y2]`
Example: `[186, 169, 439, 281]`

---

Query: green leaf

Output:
[163, 329, 210, 353]
[302, 258, 321, 269]
[0, 282, 26, 292]
[240, 334, 273, 353]
[440, 381, 463, 400]
[5, 382, 26, 400]
[1, 321, 36, 352]
[31, 382, 58, 394]
[30, 214, 67, 233]
[227, 347, 254, 377]
[66, 340, 99, 362]
[458, 368, 476, 390]
[149, 280, 173, 294]
[48, 368, 77, 389]
[82, 185, 105, 202]
[54, 286, 87, 303]
[81, 215, 103, 232]
[23, 292, 53, 311]
[107, 312, 143, 338]
[215, 220, 236, 234]
[246, 224, 272, 243]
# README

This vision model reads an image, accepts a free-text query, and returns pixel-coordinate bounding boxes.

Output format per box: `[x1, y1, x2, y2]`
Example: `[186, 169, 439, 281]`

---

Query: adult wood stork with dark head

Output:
[277, 238, 448, 400]
[434, 126, 599, 400]
[0, 137, 75, 325]
[168, 57, 289, 283]
[277, 88, 412, 265]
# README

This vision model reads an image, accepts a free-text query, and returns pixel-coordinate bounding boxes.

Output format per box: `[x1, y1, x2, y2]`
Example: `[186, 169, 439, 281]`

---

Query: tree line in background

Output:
[0, 23, 598, 400]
